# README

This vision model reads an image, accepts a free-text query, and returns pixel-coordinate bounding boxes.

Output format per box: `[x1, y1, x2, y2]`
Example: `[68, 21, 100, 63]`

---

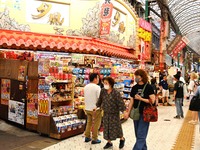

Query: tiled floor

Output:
[43, 101, 200, 150]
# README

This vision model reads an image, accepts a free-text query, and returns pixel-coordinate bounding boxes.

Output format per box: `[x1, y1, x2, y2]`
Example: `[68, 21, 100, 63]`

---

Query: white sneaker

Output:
[188, 120, 195, 124]
[188, 120, 198, 125]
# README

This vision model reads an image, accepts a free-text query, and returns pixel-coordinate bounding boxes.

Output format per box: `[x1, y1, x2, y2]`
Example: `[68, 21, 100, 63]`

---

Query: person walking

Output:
[124, 69, 155, 150]
[188, 72, 199, 124]
[159, 75, 171, 106]
[84, 73, 102, 144]
[96, 77, 126, 149]
[193, 86, 200, 124]
[176, 71, 187, 106]
[173, 74, 184, 119]
[150, 77, 158, 106]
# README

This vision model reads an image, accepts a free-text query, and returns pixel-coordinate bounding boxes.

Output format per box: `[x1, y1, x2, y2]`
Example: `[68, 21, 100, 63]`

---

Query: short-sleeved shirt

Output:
[84, 83, 101, 111]
[174, 81, 184, 98]
[188, 80, 195, 91]
[159, 80, 168, 90]
[130, 83, 154, 114]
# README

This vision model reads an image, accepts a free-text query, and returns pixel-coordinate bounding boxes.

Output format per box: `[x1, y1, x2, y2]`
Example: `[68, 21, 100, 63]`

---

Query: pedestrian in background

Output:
[159, 75, 171, 106]
[173, 74, 184, 119]
[151, 77, 158, 106]
[192, 86, 200, 124]
[84, 73, 102, 144]
[124, 69, 155, 150]
[188, 72, 199, 124]
[176, 71, 187, 106]
[96, 77, 126, 149]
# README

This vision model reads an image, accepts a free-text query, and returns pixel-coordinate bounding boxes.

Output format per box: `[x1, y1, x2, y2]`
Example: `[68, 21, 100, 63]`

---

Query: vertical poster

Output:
[8, 100, 25, 125]
[1, 79, 10, 105]
[38, 79, 50, 116]
[27, 93, 38, 125]
[18, 66, 25, 81]
[38, 58, 50, 76]
[99, 0, 113, 38]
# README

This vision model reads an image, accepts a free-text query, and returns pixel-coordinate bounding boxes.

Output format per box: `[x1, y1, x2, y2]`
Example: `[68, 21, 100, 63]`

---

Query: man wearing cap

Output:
[173, 74, 184, 119]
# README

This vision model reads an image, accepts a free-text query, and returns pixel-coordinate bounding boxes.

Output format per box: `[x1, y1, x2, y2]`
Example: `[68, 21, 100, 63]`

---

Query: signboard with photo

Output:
[8, 100, 25, 125]
[27, 93, 38, 125]
[38, 58, 50, 76]
[71, 54, 84, 64]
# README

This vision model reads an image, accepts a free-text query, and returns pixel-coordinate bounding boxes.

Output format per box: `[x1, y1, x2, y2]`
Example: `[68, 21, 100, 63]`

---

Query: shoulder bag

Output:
[143, 97, 158, 122]
[130, 83, 147, 120]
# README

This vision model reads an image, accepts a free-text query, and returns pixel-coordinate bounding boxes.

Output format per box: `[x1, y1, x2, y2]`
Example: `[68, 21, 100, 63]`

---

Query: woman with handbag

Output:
[189, 85, 200, 122]
[188, 72, 198, 124]
[124, 69, 155, 150]
[196, 86, 200, 124]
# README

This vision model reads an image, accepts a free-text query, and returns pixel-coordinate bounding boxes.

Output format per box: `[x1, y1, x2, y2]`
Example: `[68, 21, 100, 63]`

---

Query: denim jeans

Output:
[175, 98, 184, 117]
[133, 114, 150, 150]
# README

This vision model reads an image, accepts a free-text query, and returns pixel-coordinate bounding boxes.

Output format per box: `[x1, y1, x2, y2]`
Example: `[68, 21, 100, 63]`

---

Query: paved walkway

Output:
[0, 100, 199, 150]
[43, 101, 200, 150]
[0, 120, 57, 150]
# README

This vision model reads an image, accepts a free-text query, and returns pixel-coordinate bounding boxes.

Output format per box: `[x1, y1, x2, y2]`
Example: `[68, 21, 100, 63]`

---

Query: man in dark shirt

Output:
[173, 74, 184, 119]
[159, 75, 171, 106]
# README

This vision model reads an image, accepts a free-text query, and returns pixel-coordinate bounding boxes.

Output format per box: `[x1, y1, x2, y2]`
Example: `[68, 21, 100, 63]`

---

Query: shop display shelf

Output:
[122, 97, 130, 99]
[51, 80, 72, 84]
[123, 90, 131, 93]
[51, 99, 72, 106]
[124, 85, 131, 88]
[64, 90, 73, 93]
[49, 125, 85, 139]
[49, 116, 85, 139]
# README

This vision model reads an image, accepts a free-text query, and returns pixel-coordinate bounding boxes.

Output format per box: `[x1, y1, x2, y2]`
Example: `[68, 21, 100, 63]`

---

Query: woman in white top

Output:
[188, 72, 198, 124]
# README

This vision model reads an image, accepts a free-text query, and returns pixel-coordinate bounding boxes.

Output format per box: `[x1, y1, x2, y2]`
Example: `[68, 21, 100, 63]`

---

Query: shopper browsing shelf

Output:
[84, 73, 102, 144]
[124, 69, 155, 150]
[96, 77, 126, 149]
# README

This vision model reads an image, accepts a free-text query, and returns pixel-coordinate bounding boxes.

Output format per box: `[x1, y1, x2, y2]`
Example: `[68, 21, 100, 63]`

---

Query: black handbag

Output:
[189, 95, 200, 111]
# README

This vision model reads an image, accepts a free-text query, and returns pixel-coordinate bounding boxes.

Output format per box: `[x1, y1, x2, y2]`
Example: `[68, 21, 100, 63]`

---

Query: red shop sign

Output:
[170, 39, 187, 59]
[139, 18, 152, 32]
[99, 0, 113, 37]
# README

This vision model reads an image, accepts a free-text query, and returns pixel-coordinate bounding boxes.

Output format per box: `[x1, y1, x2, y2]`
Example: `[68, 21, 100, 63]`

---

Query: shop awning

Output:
[0, 30, 136, 60]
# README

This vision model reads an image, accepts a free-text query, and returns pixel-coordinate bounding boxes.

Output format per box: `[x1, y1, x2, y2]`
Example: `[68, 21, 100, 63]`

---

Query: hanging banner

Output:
[138, 18, 152, 61]
[169, 39, 187, 60]
[99, 0, 113, 38]
[167, 35, 182, 54]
